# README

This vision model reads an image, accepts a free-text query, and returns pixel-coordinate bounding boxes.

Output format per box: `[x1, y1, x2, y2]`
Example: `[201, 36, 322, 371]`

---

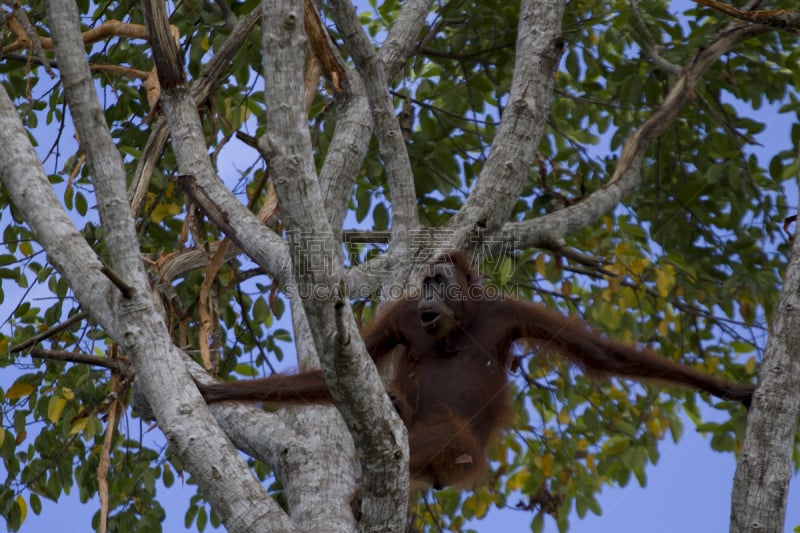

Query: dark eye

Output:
[423, 274, 441, 288]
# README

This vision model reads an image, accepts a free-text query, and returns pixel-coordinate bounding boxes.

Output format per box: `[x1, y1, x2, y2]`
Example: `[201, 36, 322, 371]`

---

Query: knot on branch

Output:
[284, 12, 298, 29]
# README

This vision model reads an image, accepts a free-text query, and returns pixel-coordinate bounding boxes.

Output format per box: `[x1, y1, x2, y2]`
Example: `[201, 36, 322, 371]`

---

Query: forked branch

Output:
[507, 22, 771, 249]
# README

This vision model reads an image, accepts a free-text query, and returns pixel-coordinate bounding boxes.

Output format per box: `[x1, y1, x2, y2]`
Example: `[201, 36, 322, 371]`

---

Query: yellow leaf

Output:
[655, 265, 676, 297]
[745, 356, 757, 375]
[149, 203, 182, 223]
[557, 407, 570, 425]
[535, 254, 547, 277]
[619, 286, 638, 307]
[463, 492, 490, 518]
[6, 381, 35, 400]
[201, 34, 210, 51]
[534, 454, 555, 477]
[239, 105, 251, 124]
[604, 261, 623, 277]
[506, 470, 529, 491]
[585, 454, 596, 473]
[647, 418, 664, 439]
[61, 387, 75, 400]
[0, 428, 4, 447]
[19, 241, 33, 257]
[70, 416, 90, 435]
[616, 288, 628, 314]
[614, 241, 632, 256]
[740, 300, 754, 324]
[542, 454, 555, 477]
[629, 257, 650, 276]
[602, 302, 621, 330]
[561, 280, 572, 298]
[48, 397, 67, 424]
[15, 495, 27, 525]
[608, 387, 628, 401]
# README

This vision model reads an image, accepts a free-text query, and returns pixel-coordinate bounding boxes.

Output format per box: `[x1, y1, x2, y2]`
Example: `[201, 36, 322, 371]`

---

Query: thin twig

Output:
[10, 310, 89, 353]
[30, 348, 132, 374]
[100, 264, 135, 298]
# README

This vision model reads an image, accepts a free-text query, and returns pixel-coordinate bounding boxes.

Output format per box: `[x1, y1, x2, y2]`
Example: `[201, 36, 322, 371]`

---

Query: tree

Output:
[1, 0, 799, 531]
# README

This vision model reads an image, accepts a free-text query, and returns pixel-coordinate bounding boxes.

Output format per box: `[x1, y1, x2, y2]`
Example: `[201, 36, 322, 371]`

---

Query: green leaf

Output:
[75, 192, 88, 216]
[373, 203, 389, 230]
[28, 493, 41, 515]
[601, 435, 630, 456]
[234, 364, 258, 377]
[252, 296, 269, 325]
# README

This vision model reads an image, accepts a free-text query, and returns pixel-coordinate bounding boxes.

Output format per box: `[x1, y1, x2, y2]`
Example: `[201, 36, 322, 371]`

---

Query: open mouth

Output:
[421, 312, 440, 329]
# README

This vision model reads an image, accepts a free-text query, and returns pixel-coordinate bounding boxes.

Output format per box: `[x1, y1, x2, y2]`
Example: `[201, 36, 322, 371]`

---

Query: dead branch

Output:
[693, 0, 800, 31]
[2, 18, 173, 54]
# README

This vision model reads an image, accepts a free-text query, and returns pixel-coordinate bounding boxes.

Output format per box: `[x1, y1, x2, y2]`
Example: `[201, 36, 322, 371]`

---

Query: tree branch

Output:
[330, 299, 409, 530]
[629, 0, 681, 74]
[0, 92, 116, 335]
[261, 0, 331, 244]
[342, 230, 392, 244]
[142, 2, 357, 530]
[4, 3, 54, 76]
[730, 106, 800, 532]
[35, 2, 303, 531]
[504, 23, 771, 250]
[143, 62, 292, 285]
[2, 18, 152, 54]
[128, 8, 262, 217]
[318, 69, 373, 234]
[694, 0, 800, 30]
[449, 0, 566, 242]
[142, 2, 184, 89]
[10, 311, 90, 353]
[318, 0, 435, 238]
[261, 1, 409, 528]
[47, 0, 143, 281]
[30, 348, 132, 374]
[328, 0, 421, 243]
[100, 264, 135, 298]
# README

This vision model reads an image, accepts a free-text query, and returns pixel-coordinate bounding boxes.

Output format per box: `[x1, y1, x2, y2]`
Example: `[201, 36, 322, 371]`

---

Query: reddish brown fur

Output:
[198, 251, 754, 489]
